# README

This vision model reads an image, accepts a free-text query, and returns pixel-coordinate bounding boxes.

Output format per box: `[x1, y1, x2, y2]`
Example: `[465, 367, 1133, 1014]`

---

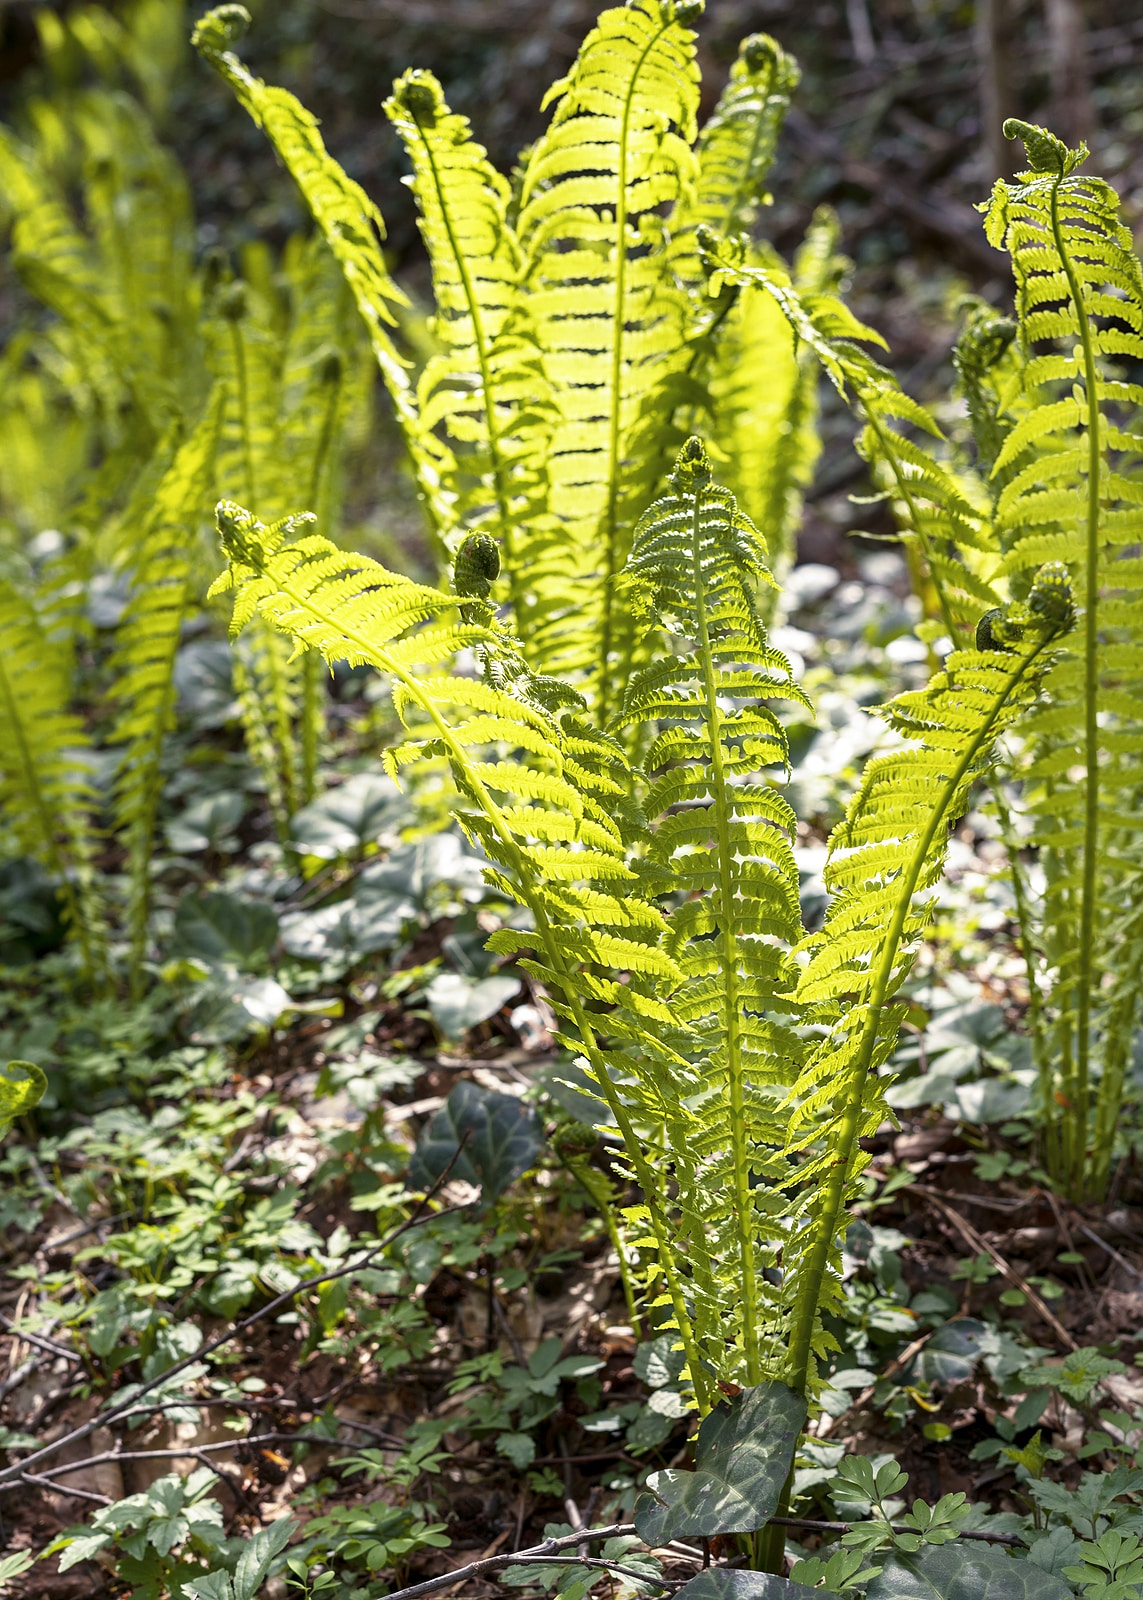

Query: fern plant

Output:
[0, 12, 371, 982]
[193, 4, 836, 723]
[208, 439, 1072, 1407]
[855, 121, 1143, 1201]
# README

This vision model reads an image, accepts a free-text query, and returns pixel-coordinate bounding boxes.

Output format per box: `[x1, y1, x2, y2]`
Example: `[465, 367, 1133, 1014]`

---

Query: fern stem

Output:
[228, 319, 257, 508]
[1049, 179, 1102, 1200]
[990, 772, 1056, 1175]
[596, 14, 674, 726]
[860, 402, 959, 649]
[409, 127, 525, 623]
[689, 478, 762, 1386]
[785, 640, 1053, 1397]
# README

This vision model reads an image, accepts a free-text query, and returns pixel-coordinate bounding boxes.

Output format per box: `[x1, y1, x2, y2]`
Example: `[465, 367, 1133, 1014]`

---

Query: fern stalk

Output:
[1047, 166, 1102, 1189]
[687, 475, 761, 1383]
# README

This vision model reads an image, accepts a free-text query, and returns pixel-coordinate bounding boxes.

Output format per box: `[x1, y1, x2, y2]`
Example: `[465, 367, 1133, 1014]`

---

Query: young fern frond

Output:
[0, 581, 106, 985]
[710, 210, 839, 590]
[192, 6, 453, 544]
[981, 120, 1143, 1197]
[384, 71, 552, 622]
[681, 33, 800, 243]
[700, 232, 1000, 642]
[613, 438, 810, 1386]
[110, 394, 223, 989]
[782, 565, 1074, 1392]
[515, 0, 702, 703]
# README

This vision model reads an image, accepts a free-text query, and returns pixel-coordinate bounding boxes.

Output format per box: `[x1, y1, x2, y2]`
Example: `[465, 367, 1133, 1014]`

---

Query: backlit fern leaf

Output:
[514, 0, 702, 704]
[209, 503, 723, 1391]
[781, 566, 1074, 1390]
[192, 6, 452, 542]
[0, 581, 105, 983]
[612, 437, 810, 1385]
[385, 70, 553, 625]
[979, 120, 1143, 1197]
[681, 33, 799, 243]
[701, 231, 1000, 642]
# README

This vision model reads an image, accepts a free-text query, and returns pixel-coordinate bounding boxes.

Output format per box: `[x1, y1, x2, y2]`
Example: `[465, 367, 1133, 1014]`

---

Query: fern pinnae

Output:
[384, 69, 557, 649]
[784, 567, 1074, 1394]
[0, 582, 106, 985]
[683, 32, 799, 244]
[192, 6, 452, 545]
[983, 120, 1143, 1195]
[516, 0, 702, 702]
[615, 438, 810, 1385]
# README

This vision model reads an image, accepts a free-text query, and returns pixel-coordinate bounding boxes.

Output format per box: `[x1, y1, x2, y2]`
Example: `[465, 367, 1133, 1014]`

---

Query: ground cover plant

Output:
[1, 4, 1143, 1600]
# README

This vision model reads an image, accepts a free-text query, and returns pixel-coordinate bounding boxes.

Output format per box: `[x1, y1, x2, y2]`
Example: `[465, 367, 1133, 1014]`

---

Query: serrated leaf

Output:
[409, 1080, 543, 1204]
[866, 1542, 1073, 1600]
[635, 1381, 806, 1543]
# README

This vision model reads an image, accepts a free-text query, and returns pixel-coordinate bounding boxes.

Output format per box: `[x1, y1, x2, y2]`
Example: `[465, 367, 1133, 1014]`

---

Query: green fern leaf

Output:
[514, 0, 703, 703]
[783, 566, 1074, 1391]
[192, 6, 451, 541]
[110, 393, 224, 987]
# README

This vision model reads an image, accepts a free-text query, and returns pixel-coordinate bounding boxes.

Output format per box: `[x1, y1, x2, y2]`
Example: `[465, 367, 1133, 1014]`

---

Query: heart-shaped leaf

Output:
[905, 1320, 986, 1388]
[409, 1081, 543, 1203]
[0, 1060, 46, 1131]
[425, 972, 520, 1038]
[289, 773, 410, 859]
[866, 1541, 1072, 1600]
[673, 1572, 820, 1600]
[171, 890, 279, 971]
[635, 1381, 806, 1544]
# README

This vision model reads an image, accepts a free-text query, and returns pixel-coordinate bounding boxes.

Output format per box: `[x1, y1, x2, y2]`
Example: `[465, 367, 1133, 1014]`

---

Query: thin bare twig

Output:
[371, 1523, 638, 1600]
[0, 1183, 466, 1492]
[919, 1190, 1078, 1351]
[0, 1311, 82, 1365]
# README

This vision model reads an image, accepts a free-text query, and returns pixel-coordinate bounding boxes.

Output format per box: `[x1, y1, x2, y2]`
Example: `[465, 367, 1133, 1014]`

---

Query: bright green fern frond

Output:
[681, 33, 799, 242]
[979, 120, 1143, 1198]
[515, 0, 702, 703]
[192, 6, 451, 543]
[384, 70, 553, 621]
[783, 565, 1074, 1391]
[701, 230, 999, 642]
[210, 503, 725, 1400]
[612, 437, 811, 1385]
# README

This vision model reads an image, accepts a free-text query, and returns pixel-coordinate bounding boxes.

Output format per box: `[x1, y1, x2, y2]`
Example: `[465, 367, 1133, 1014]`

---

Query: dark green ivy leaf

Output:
[171, 890, 279, 971]
[409, 1081, 543, 1204]
[866, 1541, 1073, 1600]
[673, 1571, 820, 1600]
[634, 1381, 806, 1543]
